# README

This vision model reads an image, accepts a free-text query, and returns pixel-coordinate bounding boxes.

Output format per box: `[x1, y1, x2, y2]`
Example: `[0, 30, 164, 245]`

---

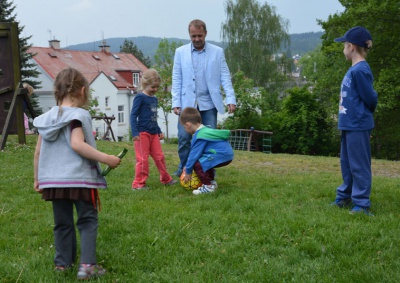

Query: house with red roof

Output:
[28, 39, 148, 140]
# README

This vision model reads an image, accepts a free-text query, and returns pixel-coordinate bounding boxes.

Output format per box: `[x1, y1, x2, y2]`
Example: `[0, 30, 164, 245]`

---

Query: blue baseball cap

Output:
[334, 26, 372, 48]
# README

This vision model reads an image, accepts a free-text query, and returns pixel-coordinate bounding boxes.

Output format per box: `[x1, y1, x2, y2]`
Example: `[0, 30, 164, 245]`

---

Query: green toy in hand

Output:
[102, 148, 128, 176]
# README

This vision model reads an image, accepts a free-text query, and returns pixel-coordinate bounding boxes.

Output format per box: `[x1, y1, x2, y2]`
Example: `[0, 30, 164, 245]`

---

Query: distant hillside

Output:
[288, 32, 323, 55]
[65, 32, 323, 61]
[66, 37, 223, 61]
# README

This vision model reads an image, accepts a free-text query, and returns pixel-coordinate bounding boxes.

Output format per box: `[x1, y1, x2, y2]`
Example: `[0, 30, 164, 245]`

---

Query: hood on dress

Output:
[33, 107, 87, 141]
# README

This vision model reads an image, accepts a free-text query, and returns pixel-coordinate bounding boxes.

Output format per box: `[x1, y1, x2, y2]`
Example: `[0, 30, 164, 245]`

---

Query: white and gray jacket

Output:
[33, 106, 107, 189]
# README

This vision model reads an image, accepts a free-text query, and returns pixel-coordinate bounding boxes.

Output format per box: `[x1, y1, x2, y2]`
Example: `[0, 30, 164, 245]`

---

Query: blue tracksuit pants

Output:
[336, 130, 372, 208]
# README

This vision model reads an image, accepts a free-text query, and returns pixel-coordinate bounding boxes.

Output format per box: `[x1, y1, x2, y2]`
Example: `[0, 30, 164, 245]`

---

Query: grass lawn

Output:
[1, 135, 400, 282]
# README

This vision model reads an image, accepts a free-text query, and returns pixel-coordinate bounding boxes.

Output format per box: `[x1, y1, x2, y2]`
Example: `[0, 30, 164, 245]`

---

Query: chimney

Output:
[99, 39, 110, 53]
[49, 39, 60, 49]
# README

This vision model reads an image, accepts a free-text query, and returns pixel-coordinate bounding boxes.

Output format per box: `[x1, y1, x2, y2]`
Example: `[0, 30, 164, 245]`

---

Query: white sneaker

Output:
[193, 184, 215, 195]
[211, 180, 218, 188]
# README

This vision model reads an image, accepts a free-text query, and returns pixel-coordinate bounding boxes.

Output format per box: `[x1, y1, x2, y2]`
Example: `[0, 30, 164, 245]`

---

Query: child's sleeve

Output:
[70, 120, 82, 130]
[185, 140, 207, 174]
[354, 70, 378, 113]
[130, 96, 141, 137]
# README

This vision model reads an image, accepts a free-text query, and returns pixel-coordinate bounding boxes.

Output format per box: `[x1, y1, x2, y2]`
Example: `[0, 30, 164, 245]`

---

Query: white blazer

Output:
[171, 42, 236, 114]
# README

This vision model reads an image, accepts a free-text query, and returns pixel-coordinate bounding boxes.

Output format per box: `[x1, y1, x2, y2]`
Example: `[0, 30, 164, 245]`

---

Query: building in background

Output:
[28, 39, 151, 140]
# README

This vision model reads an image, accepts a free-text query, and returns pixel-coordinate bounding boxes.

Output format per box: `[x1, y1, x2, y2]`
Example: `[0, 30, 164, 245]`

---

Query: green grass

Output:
[1, 135, 400, 282]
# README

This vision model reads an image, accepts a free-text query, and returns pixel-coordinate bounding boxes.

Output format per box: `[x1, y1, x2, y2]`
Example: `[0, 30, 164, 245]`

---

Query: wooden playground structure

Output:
[0, 22, 36, 151]
[229, 128, 273, 153]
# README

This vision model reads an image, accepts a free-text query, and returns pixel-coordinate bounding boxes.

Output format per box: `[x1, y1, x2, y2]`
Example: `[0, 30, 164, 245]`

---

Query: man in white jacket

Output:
[171, 19, 236, 176]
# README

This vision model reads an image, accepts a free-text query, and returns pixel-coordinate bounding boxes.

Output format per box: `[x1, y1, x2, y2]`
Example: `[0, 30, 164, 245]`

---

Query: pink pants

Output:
[132, 132, 173, 188]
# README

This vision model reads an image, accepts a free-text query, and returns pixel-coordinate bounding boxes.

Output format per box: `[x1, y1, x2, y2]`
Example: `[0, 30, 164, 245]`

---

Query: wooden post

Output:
[0, 22, 24, 150]
[91, 115, 116, 141]
[247, 127, 254, 151]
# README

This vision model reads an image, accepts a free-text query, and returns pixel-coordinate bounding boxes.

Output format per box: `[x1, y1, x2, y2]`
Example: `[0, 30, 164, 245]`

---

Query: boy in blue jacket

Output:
[180, 107, 234, 195]
[331, 26, 378, 215]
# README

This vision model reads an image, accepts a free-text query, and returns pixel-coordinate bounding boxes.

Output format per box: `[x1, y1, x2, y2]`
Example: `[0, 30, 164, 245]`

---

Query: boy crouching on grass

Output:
[180, 107, 234, 195]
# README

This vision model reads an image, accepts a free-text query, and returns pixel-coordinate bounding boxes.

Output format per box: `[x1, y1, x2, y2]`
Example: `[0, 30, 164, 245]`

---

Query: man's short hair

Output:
[188, 19, 207, 33]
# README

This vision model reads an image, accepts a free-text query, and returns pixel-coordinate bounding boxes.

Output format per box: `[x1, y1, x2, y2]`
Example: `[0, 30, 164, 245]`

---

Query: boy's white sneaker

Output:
[193, 184, 215, 195]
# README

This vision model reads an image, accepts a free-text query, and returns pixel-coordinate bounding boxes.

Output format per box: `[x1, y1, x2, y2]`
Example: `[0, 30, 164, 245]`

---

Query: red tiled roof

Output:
[28, 47, 148, 89]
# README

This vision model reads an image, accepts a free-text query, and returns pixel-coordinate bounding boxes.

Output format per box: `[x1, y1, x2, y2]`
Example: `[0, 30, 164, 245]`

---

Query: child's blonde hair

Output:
[354, 40, 373, 57]
[141, 68, 161, 90]
[22, 83, 34, 96]
[54, 67, 90, 108]
[180, 107, 202, 125]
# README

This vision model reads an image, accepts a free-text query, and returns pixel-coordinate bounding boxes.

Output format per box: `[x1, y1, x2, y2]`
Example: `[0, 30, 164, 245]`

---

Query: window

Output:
[133, 73, 139, 87]
[118, 105, 124, 123]
[105, 97, 109, 107]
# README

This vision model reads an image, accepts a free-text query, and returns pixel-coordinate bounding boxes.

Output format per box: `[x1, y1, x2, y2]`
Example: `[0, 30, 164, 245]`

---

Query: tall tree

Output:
[0, 0, 42, 116]
[221, 71, 263, 130]
[221, 0, 290, 88]
[153, 38, 182, 141]
[120, 39, 152, 68]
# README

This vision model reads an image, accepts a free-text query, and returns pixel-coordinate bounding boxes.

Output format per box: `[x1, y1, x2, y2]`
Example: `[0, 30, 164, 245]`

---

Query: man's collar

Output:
[191, 42, 207, 52]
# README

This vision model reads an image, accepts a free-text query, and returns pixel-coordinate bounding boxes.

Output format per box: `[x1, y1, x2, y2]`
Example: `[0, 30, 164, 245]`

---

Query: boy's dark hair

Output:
[180, 107, 202, 124]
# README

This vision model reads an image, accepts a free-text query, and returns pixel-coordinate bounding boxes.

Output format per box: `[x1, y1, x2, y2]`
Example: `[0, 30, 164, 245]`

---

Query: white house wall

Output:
[116, 89, 133, 139]
[90, 73, 119, 139]
[157, 108, 179, 140]
[30, 62, 58, 113]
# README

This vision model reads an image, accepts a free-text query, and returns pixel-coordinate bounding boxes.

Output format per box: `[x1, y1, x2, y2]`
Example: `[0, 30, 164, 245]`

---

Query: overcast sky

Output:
[12, 0, 344, 48]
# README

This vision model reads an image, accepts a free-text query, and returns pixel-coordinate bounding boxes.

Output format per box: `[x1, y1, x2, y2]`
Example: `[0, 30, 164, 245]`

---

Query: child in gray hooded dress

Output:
[33, 67, 121, 279]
